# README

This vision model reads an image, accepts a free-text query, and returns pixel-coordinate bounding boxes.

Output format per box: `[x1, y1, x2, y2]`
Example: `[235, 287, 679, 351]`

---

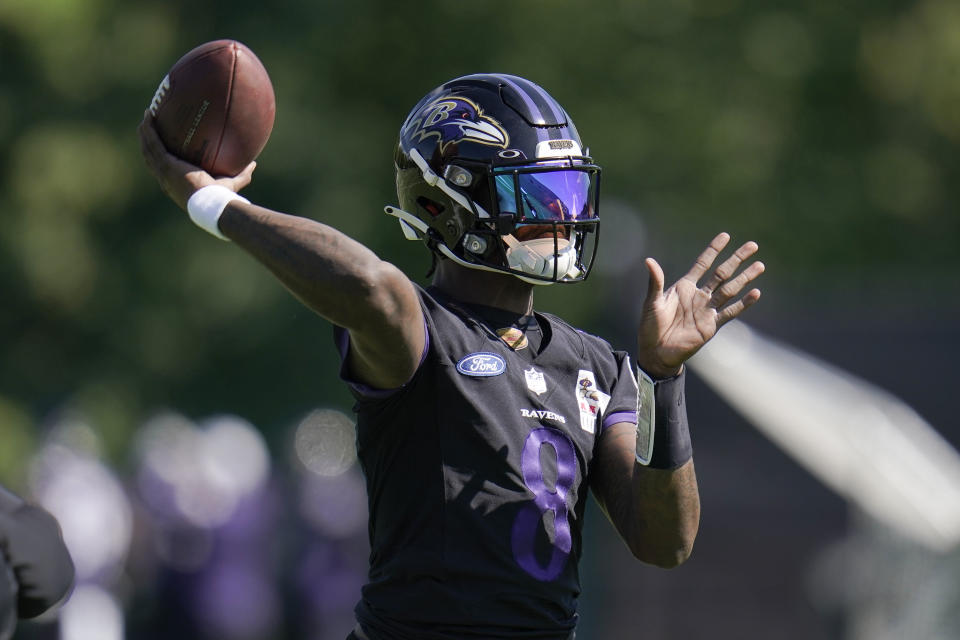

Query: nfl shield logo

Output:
[524, 367, 547, 395]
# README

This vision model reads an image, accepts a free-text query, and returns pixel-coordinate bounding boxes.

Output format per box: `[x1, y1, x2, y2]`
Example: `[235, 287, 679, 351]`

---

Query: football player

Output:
[0, 485, 74, 640]
[139, 73, 763, 639]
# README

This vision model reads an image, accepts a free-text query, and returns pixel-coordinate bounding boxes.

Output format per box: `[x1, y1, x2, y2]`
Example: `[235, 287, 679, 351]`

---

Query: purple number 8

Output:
[511, 427, 577, 581]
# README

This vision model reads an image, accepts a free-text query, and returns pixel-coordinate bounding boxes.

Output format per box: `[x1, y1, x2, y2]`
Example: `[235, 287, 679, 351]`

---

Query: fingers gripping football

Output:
[139, 112, 256, 212]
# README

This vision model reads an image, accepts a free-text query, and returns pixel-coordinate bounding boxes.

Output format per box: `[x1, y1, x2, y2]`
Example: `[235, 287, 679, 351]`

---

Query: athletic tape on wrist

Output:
[635, 366, 693, 469]
[186, 185, 249, 241]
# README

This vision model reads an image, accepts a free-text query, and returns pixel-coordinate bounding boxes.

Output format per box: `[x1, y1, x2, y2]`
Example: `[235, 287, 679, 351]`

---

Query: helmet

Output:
[387, 73, 601, 285]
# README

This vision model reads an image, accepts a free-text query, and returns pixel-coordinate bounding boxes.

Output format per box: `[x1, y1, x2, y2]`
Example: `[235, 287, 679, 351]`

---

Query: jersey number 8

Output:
[511, 427, 576, 581]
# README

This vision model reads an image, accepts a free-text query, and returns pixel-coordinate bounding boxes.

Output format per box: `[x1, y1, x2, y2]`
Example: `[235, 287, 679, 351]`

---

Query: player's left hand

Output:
[636, 232, 764, 378]
[137, 110, 255, 212]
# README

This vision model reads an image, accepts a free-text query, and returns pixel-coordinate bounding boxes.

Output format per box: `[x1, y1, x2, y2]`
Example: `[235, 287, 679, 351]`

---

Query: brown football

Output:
[149, 40, 275, 176]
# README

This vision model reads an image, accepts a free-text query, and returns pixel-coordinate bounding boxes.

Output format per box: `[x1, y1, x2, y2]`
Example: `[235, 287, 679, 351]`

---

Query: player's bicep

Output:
[590, 422, 639, 532]
[340, 261, 426, 391]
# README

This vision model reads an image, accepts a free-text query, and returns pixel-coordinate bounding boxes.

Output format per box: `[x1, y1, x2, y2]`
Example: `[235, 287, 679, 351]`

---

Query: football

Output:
[149, 39, 275, 177]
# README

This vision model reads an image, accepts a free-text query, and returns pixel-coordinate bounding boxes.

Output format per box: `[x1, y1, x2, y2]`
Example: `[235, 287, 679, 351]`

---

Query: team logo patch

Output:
[456, 352, 507, 377]
[524, 367, 547, 395]
[403, 96, 509, 153]
[575, 370, 611, 434]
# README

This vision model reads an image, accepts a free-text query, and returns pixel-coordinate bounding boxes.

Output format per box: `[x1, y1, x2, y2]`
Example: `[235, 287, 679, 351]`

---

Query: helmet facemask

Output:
[451, 158, 601, 284]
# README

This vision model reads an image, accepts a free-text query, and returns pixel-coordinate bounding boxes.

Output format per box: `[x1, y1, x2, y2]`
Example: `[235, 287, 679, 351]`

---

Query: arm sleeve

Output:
[331, 288, 431, 401]
[0, 488, 75, 619]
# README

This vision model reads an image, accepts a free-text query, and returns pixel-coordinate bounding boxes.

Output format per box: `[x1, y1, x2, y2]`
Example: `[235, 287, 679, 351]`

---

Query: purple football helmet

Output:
[388, 74, 600, 284]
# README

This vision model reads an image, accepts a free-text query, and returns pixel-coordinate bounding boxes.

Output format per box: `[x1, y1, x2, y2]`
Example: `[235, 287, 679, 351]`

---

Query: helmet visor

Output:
[494, 166, 599, 223]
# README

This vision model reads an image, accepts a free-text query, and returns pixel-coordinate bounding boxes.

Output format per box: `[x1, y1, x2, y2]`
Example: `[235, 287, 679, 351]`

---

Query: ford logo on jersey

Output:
[456, 352, 507, 377]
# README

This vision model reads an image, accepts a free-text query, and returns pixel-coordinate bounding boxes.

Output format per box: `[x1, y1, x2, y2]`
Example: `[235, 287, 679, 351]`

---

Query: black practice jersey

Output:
[334, 286, 639, 640]
[0, 485, 74, 640]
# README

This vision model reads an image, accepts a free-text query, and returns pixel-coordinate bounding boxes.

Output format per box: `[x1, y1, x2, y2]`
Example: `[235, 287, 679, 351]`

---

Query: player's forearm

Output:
[218, 201, 403, 331]
[593, 426, 700, 568]
[626, 461, 700, 567]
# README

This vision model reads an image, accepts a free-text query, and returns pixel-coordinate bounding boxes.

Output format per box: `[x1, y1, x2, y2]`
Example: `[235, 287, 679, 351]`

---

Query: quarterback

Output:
[139, 73, 763, 639]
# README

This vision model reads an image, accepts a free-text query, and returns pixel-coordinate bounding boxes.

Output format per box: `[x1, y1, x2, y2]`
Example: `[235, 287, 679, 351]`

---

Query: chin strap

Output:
[384, 206, 503, 275]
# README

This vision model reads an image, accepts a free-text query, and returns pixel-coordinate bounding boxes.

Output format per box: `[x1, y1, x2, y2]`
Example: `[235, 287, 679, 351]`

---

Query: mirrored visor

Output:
[494, 168, 598, 222]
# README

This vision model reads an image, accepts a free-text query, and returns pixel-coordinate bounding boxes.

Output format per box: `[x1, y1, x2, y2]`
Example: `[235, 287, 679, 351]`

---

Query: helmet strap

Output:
[384, 206, 504, 275]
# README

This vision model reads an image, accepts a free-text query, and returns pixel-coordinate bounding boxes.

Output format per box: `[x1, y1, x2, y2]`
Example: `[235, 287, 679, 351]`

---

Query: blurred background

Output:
[1, 0, 958, 638]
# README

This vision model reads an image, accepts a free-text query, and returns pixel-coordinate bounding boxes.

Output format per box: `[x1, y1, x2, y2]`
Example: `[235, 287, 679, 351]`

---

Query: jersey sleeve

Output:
[331, 289, 431, 401]
[600, 351, 640, 432]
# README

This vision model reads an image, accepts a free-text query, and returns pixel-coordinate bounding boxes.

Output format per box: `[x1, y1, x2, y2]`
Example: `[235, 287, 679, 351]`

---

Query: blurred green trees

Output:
[1, 0, 957, 477]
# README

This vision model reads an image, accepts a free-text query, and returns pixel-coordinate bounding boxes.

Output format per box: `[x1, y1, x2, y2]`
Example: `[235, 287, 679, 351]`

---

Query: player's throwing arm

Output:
[138, 40, 425, 391]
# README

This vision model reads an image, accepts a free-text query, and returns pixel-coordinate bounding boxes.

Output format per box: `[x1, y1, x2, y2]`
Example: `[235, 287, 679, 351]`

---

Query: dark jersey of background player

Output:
[335, 286, 663, 637]
[0, 485, 75, 640]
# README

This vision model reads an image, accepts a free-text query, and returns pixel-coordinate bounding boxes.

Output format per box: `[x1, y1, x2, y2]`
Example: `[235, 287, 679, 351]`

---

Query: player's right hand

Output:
[137, 110, 256, 212]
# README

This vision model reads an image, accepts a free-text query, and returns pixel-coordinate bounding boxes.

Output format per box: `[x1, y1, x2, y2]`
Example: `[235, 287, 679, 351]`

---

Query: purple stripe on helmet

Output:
[514, 76, 567, 127]
[497, 75, 548, 125]
[602, 411, 638, 432]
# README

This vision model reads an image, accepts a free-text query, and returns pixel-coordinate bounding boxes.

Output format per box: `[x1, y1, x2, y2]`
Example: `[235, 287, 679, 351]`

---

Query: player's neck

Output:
[431, 261, 534, 315]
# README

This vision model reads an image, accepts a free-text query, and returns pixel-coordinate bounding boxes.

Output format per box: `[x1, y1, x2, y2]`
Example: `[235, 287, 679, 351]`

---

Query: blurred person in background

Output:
[139, 73, 763, 639]
[0, 485, 74, 640]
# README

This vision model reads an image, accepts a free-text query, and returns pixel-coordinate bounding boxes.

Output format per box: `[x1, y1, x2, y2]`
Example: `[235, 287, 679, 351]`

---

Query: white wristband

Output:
[186, 185, 250, 241]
